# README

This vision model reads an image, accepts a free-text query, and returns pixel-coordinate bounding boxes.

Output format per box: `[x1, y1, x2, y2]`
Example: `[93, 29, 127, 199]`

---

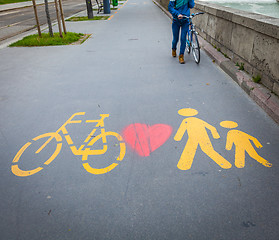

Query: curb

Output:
[153, 0, 279, 125]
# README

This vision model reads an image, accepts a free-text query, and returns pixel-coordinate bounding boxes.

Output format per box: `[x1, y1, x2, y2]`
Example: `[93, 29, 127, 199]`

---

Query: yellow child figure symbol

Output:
[174, 108, 232, 170]
[220, 121, 272, 168]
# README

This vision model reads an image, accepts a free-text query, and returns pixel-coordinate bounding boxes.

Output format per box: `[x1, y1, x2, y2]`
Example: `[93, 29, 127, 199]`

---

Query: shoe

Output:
[179, 54, 185, 64]
[172, 49, 176, 57]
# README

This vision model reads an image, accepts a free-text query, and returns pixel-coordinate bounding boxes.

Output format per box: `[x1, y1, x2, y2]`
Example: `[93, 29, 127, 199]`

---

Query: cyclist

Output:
[168, 0, 195, 64]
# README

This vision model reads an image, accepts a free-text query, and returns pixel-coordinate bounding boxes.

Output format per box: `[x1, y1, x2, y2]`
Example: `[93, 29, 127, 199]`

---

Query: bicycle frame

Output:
[35, 112, 86, 155]
[63, 113, 112, 159]
[183, 12, 203, 33]
[188, 16, 195, 38]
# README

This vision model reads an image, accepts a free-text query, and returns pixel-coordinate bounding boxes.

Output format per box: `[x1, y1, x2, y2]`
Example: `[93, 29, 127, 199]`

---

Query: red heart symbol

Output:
[122, 123, 172, 157]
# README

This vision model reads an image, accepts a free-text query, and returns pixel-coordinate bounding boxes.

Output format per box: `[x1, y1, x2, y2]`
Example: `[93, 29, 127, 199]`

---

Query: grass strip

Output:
[66, 16, 109, 21]
[9, 32, 84, 47]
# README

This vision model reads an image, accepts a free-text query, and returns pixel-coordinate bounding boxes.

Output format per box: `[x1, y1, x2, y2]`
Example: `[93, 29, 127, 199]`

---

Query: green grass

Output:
[252, 74, 261, 83]
[66, 16, 109, 21]
[223, 53, 229, 59]
[236, 62, 245, 71]
[0, 0, 30, 4]
[9, 32, 84, 47]
[239, 63, 245, 71]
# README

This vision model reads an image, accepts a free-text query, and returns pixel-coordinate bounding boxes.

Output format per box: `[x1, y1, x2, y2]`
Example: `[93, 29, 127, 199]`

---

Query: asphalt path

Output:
[0, 0, 89, 41]
[0, 0, 279, 239]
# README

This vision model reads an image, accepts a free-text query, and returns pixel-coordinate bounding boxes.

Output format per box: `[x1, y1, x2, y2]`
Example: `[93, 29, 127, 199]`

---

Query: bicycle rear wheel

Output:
[192, 32, 200, 64]
[11, 132, 62, 177]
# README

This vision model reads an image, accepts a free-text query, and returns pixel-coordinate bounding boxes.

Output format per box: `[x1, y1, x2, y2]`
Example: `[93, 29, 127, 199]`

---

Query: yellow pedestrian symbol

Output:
[174, 108, 232, 170]
[220, 121, 272, 168]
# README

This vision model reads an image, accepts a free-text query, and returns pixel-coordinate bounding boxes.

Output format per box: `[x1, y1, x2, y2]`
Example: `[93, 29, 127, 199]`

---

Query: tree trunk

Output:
[31, 0, 41, 37]
[44, 0, 53, 37]
[86, 0, 94, 19]
[58, 0, 67, 34]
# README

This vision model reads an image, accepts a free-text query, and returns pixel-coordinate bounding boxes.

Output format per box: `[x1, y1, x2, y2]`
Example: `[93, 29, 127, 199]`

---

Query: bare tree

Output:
[44, 0, 53, 37]
[31, 0, 41, 36]
[86, 0, 94, 19]
[58, 0, 67, 34]
[54, 0, 63, 37]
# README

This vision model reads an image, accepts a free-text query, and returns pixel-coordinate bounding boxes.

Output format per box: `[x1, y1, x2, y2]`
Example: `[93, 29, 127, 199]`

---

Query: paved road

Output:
[0, 0, 279, 239]
[0, 0, 89, 41]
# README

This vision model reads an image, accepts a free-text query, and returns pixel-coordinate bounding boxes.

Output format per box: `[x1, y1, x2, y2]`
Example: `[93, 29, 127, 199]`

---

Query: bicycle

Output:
[183, 12, 204, 64]
[11, 112, 126, 177]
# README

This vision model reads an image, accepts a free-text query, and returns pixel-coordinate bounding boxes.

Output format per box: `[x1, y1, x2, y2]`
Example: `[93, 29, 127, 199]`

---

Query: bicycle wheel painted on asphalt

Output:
[192, 32, 200, 64]
[82, 131, 126, 175]
[11, 132, 62, 177]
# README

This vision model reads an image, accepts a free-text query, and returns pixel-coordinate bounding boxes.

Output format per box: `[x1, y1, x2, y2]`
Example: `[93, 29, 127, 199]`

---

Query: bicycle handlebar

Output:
[182, 12, 204, 19]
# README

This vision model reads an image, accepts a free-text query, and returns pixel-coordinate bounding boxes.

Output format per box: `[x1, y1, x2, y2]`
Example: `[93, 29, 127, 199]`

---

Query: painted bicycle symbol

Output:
[11, 112, 126, 177]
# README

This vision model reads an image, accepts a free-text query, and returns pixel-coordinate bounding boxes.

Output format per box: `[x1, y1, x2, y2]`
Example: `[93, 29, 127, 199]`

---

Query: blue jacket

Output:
[168, 0, 195, 20]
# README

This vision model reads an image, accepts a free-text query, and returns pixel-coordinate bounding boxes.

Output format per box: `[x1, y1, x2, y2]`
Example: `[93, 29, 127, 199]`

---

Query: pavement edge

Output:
[153, 0, 279, 125]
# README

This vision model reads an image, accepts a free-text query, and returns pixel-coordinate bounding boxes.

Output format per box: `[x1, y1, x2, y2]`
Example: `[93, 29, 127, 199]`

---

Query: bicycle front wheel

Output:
[186, 31, 191, 54]
[192, 32, 200, 64]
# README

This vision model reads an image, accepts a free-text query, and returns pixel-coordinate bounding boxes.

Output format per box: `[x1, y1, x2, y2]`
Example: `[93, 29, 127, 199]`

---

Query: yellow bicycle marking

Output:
[11, 113, 126, 177]
[83, 163, 119, 175]
[11, 164, 43, 177]
[12, 142, 31, 164]
[12, 132, 63, 177]
[35, 112, 84, 154]
[11, 142, 44, 177]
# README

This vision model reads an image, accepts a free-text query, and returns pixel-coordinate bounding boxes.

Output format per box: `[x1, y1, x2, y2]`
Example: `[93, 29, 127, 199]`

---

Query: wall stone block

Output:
[231, 23, 254, 62]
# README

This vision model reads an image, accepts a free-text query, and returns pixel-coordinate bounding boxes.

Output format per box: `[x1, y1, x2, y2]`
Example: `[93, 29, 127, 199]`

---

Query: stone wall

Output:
[160, 0, 279, 95]
[156, 0, 169, 10]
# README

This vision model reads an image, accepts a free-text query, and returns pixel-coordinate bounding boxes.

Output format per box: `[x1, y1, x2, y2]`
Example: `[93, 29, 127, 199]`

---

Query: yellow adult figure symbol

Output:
[174, 108, 232, 170]
[220, 121, 272, 168]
